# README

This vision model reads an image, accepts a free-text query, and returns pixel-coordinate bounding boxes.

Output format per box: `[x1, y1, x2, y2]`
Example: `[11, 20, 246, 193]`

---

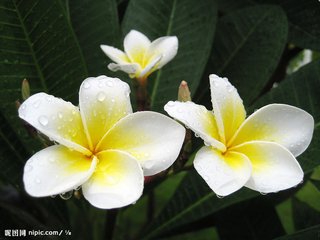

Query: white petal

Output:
[82, 150, 143, 209]
[144, 36, 178, 69]
[232, 141, 303, 193]
[108, 62, 140, 76]
[79, 76, 133, 149]
[23, 145, 97, 197]
[18, 92, 90, 155]
[100, 45, 129, 64]
[164, 101, 225, 151]
[230, 104, 314, 156]
[194, 146, 252, 196]
[124, 30, 151, 63]
[96, 111, 185, 176]
[209, 74, 246, 144]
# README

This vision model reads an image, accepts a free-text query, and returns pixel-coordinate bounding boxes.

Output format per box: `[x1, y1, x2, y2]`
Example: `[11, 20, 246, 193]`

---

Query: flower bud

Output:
[178, 80, 191, 102]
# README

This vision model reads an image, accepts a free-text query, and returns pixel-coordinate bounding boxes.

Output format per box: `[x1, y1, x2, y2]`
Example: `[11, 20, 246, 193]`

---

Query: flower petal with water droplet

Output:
[79, 76, 133, 149]
[194, 146, 252, 197]
[82, 150, 143, 209]
[164, 101, 225, 151]
[96, 112, 185, 176]
[23, 145, 97, 197]
[18, 92, 90, 155]
[232, 141, 303, 193]
[229, 104, 314, 156]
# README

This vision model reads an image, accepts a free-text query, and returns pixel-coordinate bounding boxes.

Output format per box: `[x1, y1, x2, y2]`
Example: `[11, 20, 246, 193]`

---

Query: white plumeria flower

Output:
[165, 74, 314, 196]
[19, 76, 185, 209]
[100, 30, 178, 82]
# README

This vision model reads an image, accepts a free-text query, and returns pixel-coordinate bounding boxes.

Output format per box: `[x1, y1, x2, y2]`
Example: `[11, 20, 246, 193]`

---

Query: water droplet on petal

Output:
[166, 101, 175, 107]
[35, 178, 41, 184]
[58, 112, 63, 119]
[195, 133, 200, 138]
[32, 99, 41, 108]
[144, 161, 154, 169]
[50, 195, 56, 198]
[38, 116, 49, 126]
[260, 192, 267, 195]
[125, 90, 130, 98]
[74, 186, 81, 191]
[216, 194, 224, 199]
[97, 92, 106, 102]
[60, 190, 73, 200]
[83, 82, 91, 89]
[25, 165, 33, 173]
[204, 141, 210, 146]
[107, 80, 114, 87]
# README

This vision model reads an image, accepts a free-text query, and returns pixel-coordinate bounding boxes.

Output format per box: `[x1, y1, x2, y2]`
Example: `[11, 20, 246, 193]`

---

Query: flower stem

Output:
[105, 209, 118, 239]
[135, 78, 150, 111]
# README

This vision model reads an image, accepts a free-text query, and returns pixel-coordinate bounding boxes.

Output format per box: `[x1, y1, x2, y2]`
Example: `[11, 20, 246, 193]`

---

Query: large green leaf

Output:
[196, 5, 288, 106]
[68, 0, 120, 76]
[122, 0, 217, 111]
[274, 224, 320, 240]
[217, 0, 320, 51]
[142, 170, 258, 239]
[0, 0, 88, 184]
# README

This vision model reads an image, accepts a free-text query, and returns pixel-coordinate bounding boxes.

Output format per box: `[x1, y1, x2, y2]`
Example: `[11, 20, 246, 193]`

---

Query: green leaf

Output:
[68, 0, 121, 75]
[274, 224, 320, 240]
[196, 5, 288, 106]
[0, 0, 88, 184]
[142, 170, 258, 239]
[122, 0, 218, 111]
[254, 59, 320, 173]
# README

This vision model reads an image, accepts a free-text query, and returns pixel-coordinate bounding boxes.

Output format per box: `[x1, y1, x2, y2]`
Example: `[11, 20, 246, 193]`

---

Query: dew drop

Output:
[58, 112, 63, 119]
[38, 116, 49, 126]
[260, 192, 267, 195]
[32, 99, 41, 108]
[83, 82, 91, 89]
[97, 92, 106, 102]
[144, 161, 154, 169]
[125, 90, 130, 98]
[195, 133, 200, 138]
[166, 101, 175, 107]
[50, 195, 56, 198]
[204, 141, 210, 146]
[35, 178, 41, 184]
[25, 165, 33, 173]
[216, 194, 224, 199]
[203, 175, 210, 181]
[74, 186, 81, 191]
[107, 80, 114, 87]
[60, 190, 73, 200]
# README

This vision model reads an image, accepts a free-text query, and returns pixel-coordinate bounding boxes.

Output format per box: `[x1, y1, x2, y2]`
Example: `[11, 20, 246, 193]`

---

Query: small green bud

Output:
[178, 80, 191, 102]
[21, 79, 30, 100]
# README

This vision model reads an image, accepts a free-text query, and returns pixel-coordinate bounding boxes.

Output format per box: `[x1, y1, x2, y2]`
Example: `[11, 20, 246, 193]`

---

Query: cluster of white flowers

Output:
[19, 30, 314, 209]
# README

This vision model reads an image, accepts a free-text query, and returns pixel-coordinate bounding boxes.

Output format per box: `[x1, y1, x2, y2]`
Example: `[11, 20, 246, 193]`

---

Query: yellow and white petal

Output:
[18, 93, 90, 155]
[232, 141, 303, 193]
[79, 76, 133, 149]
[138, 55, 162, 79]
[194, 146, 252, 197]
[96, 112, 185, 176]
[209, 74, 246, 144]
[108, 63, 140, 76]
[230, 104, 314, 157]
[164, 101, 225, 151]
[82, 150, 144, 209]
[23, 145, 97, 197]
[144, 36, 178, 69]
[100, 45, 130, 64]
[124, 30, 151, 64]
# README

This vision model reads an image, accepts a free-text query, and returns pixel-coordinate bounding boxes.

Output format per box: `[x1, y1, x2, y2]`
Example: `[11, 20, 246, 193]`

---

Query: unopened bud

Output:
[21, 79, 30, 100]
[178, 80, 191, 102]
